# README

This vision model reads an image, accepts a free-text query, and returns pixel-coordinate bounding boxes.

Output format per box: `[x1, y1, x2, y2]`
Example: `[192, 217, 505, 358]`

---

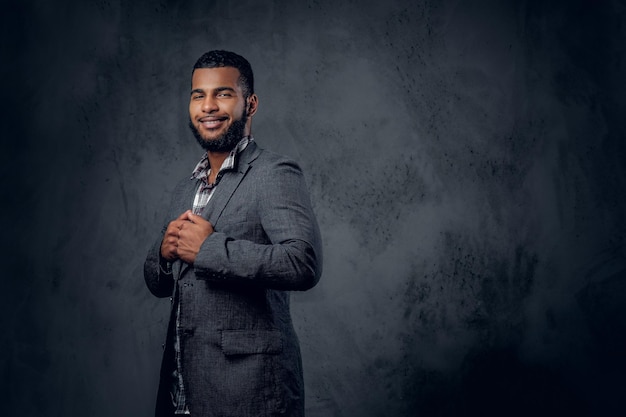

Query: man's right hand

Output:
[160, 211, 192, 261]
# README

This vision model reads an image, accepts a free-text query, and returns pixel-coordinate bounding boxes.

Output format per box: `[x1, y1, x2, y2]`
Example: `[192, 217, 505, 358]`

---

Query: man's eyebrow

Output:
[214, 86, 236, 93]
[190, 86, 236, 96]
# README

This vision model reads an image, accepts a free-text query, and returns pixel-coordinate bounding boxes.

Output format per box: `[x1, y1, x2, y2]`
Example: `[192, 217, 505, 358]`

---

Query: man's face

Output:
[188, 67, 251, 152]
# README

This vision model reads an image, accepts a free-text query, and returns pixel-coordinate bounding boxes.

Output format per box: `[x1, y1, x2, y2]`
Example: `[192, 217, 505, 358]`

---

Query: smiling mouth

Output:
[200, 117, 228, 129]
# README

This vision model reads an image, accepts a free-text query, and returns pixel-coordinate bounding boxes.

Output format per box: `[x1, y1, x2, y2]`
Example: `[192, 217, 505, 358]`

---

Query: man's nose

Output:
[201, 96, 218, 112]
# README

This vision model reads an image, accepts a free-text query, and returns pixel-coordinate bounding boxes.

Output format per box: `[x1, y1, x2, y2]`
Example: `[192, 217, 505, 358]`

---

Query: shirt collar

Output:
[190, 136, 253, 182]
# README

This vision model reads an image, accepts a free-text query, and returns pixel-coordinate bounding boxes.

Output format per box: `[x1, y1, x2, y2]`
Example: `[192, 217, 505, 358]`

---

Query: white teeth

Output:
[201, 118, 225, 124]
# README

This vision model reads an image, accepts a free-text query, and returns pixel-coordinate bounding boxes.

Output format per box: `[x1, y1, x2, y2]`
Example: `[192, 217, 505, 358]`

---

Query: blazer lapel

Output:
[201, 142, 261, 226]
[175, 175, 200, 214]
[179, 142, 261, 279]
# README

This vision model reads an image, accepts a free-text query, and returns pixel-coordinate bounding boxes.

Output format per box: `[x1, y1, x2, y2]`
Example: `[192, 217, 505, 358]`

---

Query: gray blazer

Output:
[144, 141, 323, 417]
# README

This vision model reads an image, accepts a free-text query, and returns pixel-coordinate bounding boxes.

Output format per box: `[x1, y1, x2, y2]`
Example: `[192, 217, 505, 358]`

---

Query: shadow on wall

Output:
[400, 346, 596, 417]
[455, 348, 585, 417]
[578, 268, 626, 365]
[400, 268, 626, 417]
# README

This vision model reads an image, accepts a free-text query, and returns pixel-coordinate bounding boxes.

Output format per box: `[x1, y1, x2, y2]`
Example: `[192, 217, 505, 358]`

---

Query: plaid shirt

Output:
[190, 136, 253, 215]
[171, 136, 252, 414]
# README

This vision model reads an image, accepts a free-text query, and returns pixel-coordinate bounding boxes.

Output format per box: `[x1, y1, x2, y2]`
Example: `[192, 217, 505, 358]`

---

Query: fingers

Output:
[184, 211, 201, 223]
[161, 212, 191, 261]
[175, 210, 204, 227]
[177, 210, 192, 221]
[185, 211, 213, 227]
[161, 211, 214, 264]
[160, 235, 179, 261]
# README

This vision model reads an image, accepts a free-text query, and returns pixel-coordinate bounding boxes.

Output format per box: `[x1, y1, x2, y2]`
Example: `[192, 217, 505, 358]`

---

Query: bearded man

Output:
[144, 50, 322, 417]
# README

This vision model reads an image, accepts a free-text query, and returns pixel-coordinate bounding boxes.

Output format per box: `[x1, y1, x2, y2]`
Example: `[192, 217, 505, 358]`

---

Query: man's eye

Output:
[192, 95, 204, 100]
[218, 93, 232, 98]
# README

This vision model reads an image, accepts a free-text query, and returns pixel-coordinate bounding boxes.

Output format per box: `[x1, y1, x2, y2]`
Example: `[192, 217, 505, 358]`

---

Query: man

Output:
[144, 50, 323, 417]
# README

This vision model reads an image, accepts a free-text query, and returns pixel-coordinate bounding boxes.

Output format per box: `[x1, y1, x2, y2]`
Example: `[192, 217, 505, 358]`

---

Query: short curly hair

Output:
[192, 50, 254, 98]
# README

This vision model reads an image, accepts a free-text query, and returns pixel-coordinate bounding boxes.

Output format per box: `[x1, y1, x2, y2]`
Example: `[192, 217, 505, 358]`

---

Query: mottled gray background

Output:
[2, 0, 625, 416]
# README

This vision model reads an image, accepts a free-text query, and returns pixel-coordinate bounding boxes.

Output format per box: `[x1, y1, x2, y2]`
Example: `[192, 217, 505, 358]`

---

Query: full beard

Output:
[189, 110, 248, 153]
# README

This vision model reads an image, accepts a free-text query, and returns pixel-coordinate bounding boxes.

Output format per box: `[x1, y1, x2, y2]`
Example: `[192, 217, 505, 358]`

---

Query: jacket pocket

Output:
[220, 329, 283, 356]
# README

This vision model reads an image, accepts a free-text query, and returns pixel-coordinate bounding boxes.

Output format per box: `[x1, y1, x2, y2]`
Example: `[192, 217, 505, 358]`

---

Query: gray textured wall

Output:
[3, 0, 625, 416]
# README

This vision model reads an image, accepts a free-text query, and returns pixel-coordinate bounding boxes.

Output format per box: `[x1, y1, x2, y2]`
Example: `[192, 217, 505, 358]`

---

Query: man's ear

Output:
[247, 94, 259, 116]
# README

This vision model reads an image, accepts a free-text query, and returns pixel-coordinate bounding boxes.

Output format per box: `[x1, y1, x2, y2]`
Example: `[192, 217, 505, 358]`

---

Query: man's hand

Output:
[177, 210, 214, 264]
[160, 210, 214, 264]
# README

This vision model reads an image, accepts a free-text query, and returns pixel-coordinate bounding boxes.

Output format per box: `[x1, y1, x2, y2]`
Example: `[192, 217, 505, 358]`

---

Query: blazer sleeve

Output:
[143, 179, 191, 298]
[192, 157, 323, 291]
[144, 224, 176, 298]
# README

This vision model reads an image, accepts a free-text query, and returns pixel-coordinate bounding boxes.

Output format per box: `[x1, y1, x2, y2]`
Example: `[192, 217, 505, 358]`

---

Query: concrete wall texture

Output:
[2, 0, 625, 416]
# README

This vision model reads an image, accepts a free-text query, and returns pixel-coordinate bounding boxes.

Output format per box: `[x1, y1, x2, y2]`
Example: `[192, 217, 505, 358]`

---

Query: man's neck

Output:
[207, 151, 230, 184]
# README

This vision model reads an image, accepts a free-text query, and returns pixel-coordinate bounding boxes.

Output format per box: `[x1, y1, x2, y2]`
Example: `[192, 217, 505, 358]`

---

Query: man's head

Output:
[188, 50, 258, 153]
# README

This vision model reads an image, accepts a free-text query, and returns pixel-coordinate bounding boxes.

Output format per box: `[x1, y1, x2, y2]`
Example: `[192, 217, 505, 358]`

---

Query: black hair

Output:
[192, 50, 254, 98]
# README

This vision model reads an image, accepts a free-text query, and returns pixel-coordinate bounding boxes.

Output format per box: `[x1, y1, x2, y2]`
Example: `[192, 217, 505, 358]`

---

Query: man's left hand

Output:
[176, 210, 214, 264]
